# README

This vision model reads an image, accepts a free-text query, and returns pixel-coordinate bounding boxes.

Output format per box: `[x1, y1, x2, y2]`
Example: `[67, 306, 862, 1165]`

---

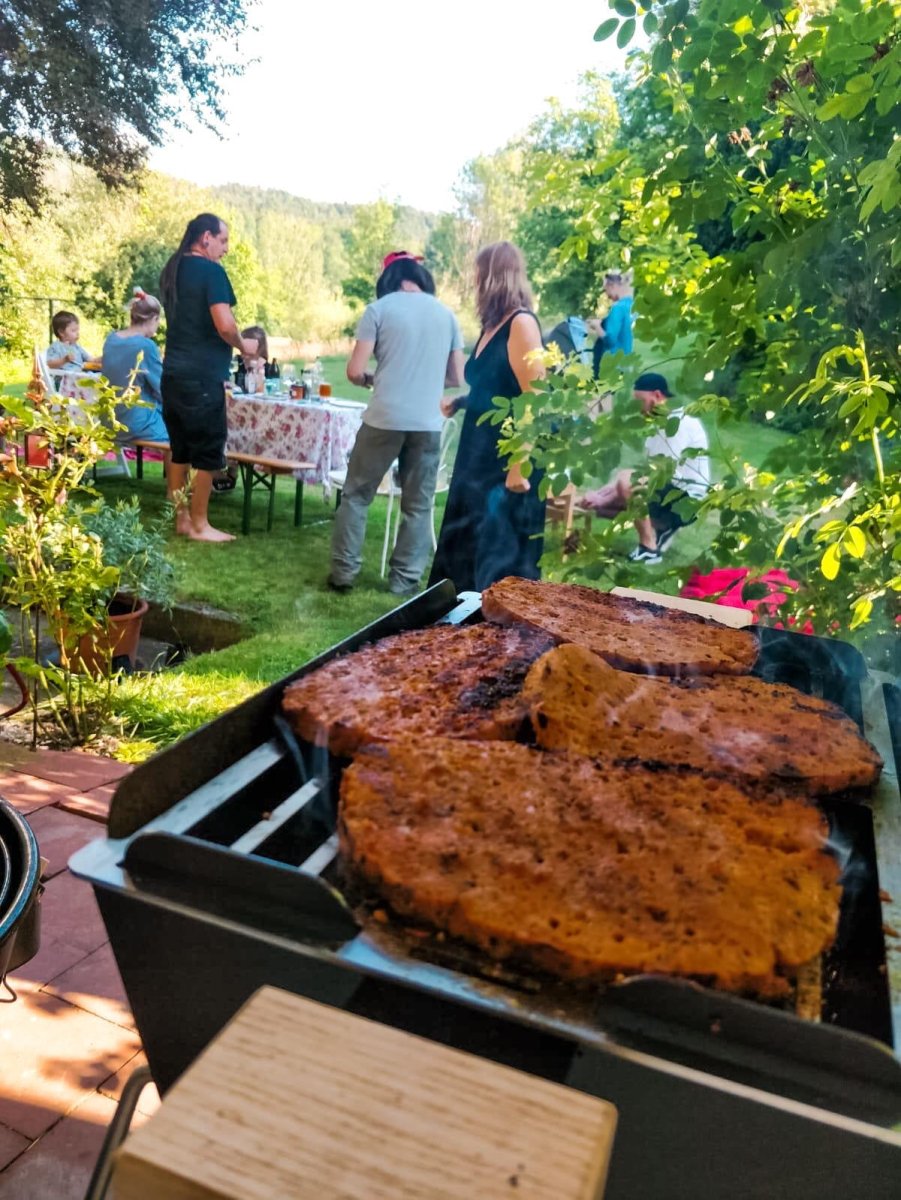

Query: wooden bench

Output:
[130, 439, 170, 480]
[225, 452, 316, 535]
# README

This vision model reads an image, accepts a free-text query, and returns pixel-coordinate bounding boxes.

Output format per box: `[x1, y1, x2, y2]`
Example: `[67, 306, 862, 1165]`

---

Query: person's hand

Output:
[362, 371, 375, 388]
[586, 318, 602, 337]
[66, 349, 77, 362]
[505, 463, 531, 493]
[440, 394, 456, 418]
[242, 337, 260, 358]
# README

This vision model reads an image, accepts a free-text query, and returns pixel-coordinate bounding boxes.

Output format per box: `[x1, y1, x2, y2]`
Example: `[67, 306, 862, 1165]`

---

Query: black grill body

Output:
[71, 583, 901, 1199]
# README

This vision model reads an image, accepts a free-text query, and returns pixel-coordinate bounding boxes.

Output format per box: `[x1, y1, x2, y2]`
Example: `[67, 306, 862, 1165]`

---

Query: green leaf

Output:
[613, 0, 635, 16]
[821, 542, 841, 581]
[843, 526, 866, 558]
[850, 597, 873, 630]
[643, 10, 658, 35]
[0, 612, 11, 659]
[816, 95, 845, 121]
[617, 18, 636, 49]
[651, 39, 674, 72]
[845, 72, 874, 94]
[594, 18, 619, 41]
[840, 92, 872, 119]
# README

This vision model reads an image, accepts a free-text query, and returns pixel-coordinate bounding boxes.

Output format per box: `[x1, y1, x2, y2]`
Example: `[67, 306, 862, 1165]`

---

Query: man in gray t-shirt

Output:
[328, 252, 464, 596]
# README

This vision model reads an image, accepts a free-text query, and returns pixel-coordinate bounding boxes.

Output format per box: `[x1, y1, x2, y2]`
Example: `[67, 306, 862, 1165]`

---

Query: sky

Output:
[149, 0, 626, 213]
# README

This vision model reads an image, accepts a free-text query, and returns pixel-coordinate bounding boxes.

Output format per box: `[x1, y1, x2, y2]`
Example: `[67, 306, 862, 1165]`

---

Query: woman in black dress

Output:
[429, 242, 545, 593]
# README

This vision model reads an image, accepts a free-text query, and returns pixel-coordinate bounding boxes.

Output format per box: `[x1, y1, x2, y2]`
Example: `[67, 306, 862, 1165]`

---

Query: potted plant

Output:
[77, 497, 175, 674]
[0, 370, 127, 744]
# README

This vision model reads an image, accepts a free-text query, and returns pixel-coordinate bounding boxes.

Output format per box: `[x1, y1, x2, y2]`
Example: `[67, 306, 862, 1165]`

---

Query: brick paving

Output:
[0, 743, 159, 1199]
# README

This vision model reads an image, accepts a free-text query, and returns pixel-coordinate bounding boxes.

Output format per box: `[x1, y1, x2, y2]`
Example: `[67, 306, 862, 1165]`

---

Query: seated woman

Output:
[101, 290, 170, 454]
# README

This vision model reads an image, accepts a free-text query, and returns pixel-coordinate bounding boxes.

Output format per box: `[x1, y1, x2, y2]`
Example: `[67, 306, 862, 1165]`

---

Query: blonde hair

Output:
[129, 288, 162, 324]
[475, 242, 533, 331]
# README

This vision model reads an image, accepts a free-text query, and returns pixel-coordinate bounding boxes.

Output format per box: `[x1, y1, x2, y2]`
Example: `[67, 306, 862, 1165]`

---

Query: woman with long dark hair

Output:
[429, 241, 545, 593]
[158, 213, 258, 542]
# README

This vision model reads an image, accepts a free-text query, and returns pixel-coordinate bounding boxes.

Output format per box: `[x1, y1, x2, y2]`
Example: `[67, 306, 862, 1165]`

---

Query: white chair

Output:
[328, 462, 399, 577]
[34, 347, 130, 477]
[382, 413, 461, 576]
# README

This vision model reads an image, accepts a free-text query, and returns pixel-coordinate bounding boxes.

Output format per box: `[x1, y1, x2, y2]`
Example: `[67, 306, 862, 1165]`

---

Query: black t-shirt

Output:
[163, 256, 237, 380]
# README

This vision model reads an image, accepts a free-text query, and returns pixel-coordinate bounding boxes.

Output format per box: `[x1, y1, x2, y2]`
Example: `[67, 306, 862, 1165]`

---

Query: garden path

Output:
[0, 742, 159, 1198]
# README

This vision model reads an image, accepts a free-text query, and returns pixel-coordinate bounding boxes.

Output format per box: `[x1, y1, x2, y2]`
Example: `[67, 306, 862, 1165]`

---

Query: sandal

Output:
[211, 472, 237, 493]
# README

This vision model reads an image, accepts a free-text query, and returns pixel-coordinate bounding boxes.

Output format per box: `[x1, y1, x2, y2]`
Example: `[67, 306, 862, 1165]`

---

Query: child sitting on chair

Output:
[46, 311, 96, 372]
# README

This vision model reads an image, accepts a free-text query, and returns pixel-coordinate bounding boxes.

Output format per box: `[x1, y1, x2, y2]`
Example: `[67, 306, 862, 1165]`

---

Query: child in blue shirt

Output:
[46, 310, 96, 371]
[590, 270, 634, 378]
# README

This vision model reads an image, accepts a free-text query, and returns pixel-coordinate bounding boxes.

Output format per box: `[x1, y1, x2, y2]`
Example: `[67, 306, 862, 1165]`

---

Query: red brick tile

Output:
[0, 743, 130, 791]
[98, 1052, 160, 1119]
[0, 1091, 120, 1200]
[0, 769, 74, 816]
[10, 871, 108, 990]
[58, 785, 113, 824]
[43, 943, 134, 1030]
[25, 808, 103, 879]
[0, 1121, 31, 1171]
[0, 986, 140, 1139]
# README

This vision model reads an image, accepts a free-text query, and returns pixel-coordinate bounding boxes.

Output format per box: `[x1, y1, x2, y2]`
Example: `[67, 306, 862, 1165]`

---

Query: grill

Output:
[71, 581, 901, 1198]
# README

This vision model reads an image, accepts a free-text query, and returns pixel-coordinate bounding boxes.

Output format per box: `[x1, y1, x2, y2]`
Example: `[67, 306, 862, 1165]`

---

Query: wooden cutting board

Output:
[112, 986, 617, 1200]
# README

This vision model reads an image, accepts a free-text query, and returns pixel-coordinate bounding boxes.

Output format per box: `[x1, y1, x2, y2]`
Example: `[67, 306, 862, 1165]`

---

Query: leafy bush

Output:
[81, 497, 175, 609]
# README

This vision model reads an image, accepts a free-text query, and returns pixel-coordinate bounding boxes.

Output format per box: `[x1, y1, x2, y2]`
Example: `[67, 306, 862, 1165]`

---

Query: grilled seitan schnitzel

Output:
[282, 623, 554, 756]
[340, 738, 840, 998]
[482, 577, 759, 676]
[525, 644, 883, 796]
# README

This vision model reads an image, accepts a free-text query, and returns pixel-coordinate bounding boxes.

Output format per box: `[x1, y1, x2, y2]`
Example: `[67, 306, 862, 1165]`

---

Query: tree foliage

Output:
[0, 0, 251, 210]
[494, 0, 900, 644]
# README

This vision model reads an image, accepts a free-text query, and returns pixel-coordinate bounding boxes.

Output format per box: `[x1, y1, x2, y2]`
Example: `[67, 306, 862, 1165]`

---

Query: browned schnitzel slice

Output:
[524, 644, 883, 796]
[340, 738, 840, 997]
[282, 623, 554, 756]
[482, 577, 758, 676]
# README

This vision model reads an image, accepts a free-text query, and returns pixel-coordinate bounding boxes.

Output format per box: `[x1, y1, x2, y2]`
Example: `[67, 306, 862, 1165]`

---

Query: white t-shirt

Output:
[643, 409, 711, 499]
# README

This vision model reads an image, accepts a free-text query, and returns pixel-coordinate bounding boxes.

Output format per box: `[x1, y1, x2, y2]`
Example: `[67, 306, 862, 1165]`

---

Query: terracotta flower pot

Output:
[75, 593, 149, 675]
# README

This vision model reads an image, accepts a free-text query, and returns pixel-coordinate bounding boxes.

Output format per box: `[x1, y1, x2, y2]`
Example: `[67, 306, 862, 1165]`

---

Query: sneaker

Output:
[655, 526, 679, 554]
[326, 578, 354, 594]
[627, 544, 663, 564]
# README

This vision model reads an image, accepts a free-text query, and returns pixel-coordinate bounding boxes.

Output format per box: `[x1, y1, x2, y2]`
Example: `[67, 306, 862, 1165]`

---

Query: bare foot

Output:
[175, 512, 193, 536]
[185, 522, 235, 542]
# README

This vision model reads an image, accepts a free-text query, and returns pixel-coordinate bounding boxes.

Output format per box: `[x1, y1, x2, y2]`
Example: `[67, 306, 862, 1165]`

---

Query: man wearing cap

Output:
[579, 372, 711, 563]
[328, 252, 464, 595]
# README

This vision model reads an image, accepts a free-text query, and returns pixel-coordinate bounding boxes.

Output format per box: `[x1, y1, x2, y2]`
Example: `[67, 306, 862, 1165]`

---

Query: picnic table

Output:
[226, 392, 364, 492]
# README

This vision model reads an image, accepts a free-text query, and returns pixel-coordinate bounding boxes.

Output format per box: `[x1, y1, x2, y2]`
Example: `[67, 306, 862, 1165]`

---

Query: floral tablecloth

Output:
[226, 394, 365, 490]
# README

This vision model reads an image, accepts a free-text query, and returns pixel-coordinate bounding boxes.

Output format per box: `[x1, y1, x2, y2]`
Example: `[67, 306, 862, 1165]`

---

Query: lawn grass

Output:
[2, 353, 794, 757]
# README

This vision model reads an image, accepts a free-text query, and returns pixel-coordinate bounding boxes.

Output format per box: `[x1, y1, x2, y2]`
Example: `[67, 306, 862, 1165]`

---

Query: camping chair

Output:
[33, 348, 131, 478]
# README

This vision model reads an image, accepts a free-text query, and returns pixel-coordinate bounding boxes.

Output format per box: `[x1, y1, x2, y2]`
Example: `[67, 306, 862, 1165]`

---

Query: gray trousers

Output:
[330, 424, 441, 588]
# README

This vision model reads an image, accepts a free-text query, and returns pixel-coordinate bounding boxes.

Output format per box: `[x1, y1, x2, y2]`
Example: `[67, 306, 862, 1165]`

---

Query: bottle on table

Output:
[301, 365, 314, 400]
[245, 363, 265, 395]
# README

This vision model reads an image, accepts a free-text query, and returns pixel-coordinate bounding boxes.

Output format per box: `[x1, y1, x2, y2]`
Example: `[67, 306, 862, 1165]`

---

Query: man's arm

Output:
[347, 339, 375, 388]
[210, 304, 258, 358]
[445, 348, 465, 388]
